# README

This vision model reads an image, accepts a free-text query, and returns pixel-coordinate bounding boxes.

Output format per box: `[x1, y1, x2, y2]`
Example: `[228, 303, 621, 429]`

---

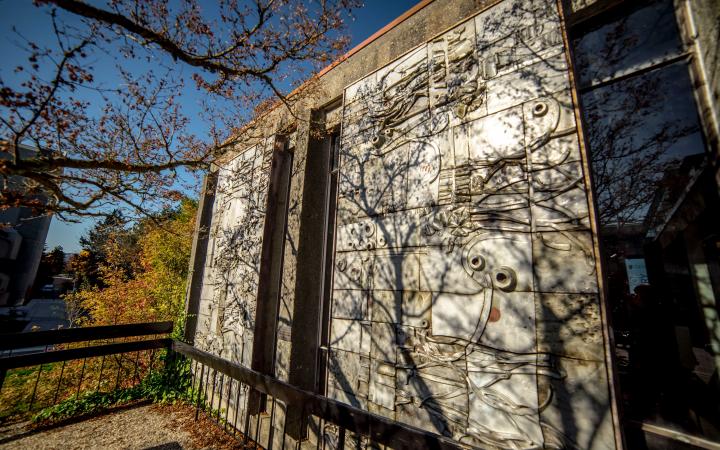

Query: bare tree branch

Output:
[1, 0, 358, 219]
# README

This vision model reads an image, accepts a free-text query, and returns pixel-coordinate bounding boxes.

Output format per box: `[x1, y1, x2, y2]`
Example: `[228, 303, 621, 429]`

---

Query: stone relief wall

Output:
[328, 0, 616, 449]
[194, 139, 273, 367]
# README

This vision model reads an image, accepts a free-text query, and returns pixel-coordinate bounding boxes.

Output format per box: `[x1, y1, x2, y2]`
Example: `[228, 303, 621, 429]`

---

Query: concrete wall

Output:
[192, 137, 274, 363]
[326, 0, 614, 448]
[188, 0, 622, 448]
[686, 0, 720, 151]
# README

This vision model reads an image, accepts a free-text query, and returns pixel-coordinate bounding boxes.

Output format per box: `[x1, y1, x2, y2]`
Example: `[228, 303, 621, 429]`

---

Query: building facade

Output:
[185, 0, 720, 448]
[0, 144, 53, 306]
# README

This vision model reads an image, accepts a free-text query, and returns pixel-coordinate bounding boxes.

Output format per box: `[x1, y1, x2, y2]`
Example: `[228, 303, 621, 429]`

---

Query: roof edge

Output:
[317, 0, 436, 78]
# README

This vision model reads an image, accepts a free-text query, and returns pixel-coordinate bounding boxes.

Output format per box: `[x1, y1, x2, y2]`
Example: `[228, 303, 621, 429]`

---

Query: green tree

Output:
[32, 245, 65, 295]
[70, 210, 139, 287]
[46, 246, 65, 275]
[79, 210, 128, 261]
[65, 198, 197, 325]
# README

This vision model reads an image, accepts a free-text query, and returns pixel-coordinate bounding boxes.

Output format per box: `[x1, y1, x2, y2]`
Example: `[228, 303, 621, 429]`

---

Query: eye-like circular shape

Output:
[494, 266, 517, 292]
[419, 319, 429, 328]
[371, 134, 385, 148]
[468, 254, 485, 271]
[532, 101, 548, 117]
[350, 267, 361, 280]
[364, 224, 374, 236]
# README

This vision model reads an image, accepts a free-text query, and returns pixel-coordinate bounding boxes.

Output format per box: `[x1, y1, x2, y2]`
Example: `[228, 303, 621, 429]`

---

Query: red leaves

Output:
[3, 0, 358, 219]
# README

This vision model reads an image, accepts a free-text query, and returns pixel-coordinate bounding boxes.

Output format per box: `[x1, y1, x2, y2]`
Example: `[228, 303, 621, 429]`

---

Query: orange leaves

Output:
[65, 199, 197, 326]
[4, 0, 358, 219]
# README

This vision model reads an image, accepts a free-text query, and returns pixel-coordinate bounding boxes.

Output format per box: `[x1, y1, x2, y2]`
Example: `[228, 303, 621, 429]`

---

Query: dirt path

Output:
[0, 403, 247, 450]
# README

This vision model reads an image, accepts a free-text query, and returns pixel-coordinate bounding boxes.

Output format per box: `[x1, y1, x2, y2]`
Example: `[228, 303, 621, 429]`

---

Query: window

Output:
[318, 129, 340, 395]
[574, 0, 720, 443]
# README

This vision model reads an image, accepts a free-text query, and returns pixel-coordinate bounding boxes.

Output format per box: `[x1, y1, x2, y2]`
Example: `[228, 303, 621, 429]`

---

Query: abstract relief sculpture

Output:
[194, 139, 272, 367]
[330, 1, 615, 449]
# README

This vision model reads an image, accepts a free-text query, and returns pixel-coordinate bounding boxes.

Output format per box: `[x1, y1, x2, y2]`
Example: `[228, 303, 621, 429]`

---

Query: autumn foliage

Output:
[65, 198, 197, 326]
[1, 0, 358, 219]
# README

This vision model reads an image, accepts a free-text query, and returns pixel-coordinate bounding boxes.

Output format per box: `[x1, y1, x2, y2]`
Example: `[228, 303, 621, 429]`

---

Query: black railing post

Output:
[217, 373, 224, 421]
[195, 363, 205, 420]
[337, 426, 346, 450]
[233, 380, 242, 435]
[29, 364, 43, 411]
[223, 377, 232, 432]
[165, 346, 179, 391]
[75, 357, 87, 399]
[209, 369, 217, 415]
[53, 361, 66, 404]
[96, 355, 106, 392]
[113, 355, 124, 390]
[131, 351, 141, 383]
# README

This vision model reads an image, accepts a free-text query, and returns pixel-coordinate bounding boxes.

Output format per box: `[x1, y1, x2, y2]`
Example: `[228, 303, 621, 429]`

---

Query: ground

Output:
[0, 403, 250, 450]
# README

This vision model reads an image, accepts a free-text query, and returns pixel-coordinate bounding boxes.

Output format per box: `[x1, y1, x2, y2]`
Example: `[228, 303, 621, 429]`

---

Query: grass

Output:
[0, 348, 178, 424]
[31, 351, 193, 424]
[2, 319, 197, 425]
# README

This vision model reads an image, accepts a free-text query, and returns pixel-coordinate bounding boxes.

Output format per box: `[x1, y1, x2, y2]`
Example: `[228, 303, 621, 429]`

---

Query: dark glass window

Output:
[574, 0, 684, 87]
[318, 129, 341, 395]
[574, 0, 720, 444]
[582, 62, 705, 227]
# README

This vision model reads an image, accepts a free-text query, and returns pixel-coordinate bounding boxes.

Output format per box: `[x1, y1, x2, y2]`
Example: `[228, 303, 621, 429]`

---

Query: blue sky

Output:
[0, 0, 418, 253]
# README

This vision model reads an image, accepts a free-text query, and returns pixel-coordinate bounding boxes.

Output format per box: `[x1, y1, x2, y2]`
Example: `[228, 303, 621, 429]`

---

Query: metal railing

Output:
[172, 342, 464, 450]
[0, 321, 173, 422]
[0, 324, 464, 450]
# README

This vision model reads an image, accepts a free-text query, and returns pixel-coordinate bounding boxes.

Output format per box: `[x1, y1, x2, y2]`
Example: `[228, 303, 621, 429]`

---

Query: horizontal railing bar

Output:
[172, 341, 305, 403]
[0, 321, 174, 351]
[172, 341, 464, 450]
[0, 338, 172, 370]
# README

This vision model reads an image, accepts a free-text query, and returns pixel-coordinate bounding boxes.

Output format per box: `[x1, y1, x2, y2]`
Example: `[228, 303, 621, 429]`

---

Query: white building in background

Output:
[0, 143, 52, 306]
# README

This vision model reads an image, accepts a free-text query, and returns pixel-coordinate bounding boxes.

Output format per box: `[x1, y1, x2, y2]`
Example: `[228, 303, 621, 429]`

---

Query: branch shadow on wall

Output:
[325, 1, 619, 448]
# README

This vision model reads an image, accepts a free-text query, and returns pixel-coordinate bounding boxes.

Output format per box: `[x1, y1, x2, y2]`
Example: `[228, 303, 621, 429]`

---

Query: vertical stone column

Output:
[249, 135, 293, 413]
[184, 171, 218, 343]
[286, 110, 335, 439]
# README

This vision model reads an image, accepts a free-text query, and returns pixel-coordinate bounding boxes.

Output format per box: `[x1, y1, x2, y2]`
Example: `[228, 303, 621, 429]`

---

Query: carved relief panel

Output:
[194, 139, 273, 368]
[330, 0, 616, 449]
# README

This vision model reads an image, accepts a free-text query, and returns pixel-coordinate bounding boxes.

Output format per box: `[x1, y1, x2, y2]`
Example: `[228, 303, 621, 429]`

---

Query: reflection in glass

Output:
[574, 0, 683, 87]
[583, 62, 704, 228]
[577, 3, 720, 444]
